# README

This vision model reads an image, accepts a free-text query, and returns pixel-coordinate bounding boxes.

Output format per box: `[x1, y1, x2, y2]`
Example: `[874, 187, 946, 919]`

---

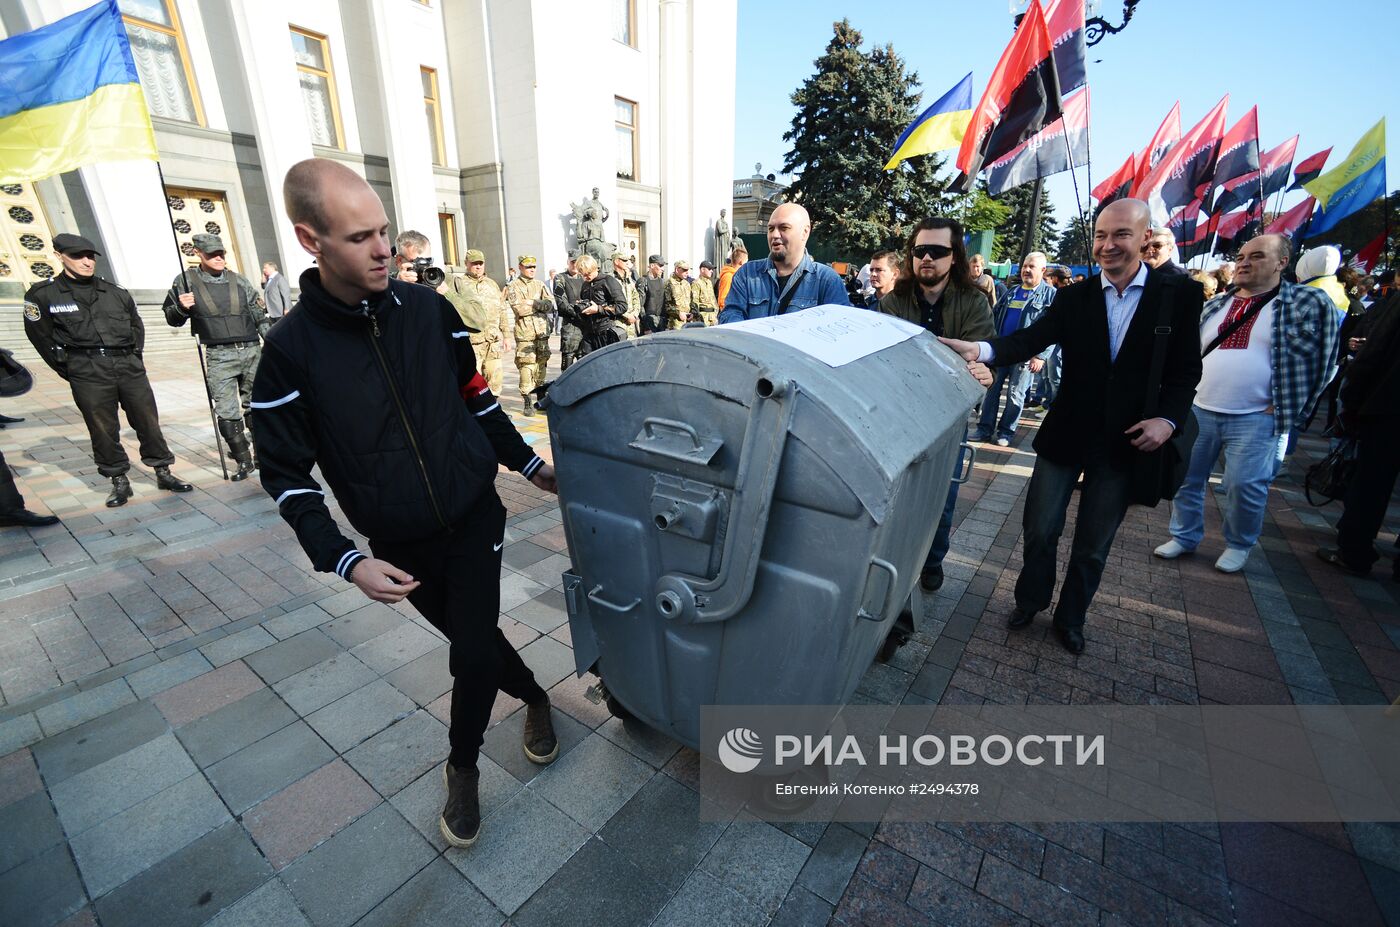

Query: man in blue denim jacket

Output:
[718, 204, 851, 323]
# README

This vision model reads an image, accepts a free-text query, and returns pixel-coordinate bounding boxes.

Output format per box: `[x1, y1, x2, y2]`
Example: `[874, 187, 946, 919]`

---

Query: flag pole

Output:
[155, 160, 229, 482]
[1058, 123, 1091, 268]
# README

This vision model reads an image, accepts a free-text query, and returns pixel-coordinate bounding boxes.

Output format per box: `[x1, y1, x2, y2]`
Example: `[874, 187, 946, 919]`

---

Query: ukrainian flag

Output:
[0, 0, 157, 185]
[1306, 118, 1386, 236]
[885, 73, 974, 171]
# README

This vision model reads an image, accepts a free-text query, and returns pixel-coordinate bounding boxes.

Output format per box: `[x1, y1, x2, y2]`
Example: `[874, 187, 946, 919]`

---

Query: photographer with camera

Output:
[574, 254, 629, 356]
[391, 230, 447, 292]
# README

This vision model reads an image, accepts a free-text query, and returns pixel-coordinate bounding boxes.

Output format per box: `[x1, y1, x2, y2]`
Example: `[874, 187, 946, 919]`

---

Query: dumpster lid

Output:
[722, 305, 924, 368]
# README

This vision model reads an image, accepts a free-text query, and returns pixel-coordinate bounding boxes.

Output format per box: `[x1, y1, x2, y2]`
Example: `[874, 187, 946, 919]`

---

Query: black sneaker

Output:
[523, 697, 559, 764]
[919, 563, 944, 593]
[440, 761, 481, 848]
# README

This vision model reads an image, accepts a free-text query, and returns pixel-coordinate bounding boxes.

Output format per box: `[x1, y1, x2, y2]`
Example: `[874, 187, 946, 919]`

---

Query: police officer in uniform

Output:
[444, 249, 509, 395]
[664, 260, 693, 329]
[23, 234, 193, 507]
[162, 233, 268, 481]
[640, 254, 666, 334]
[502, 255, 554, 417]
[692, 260, 719, 325]
[554, 254, 586, 371]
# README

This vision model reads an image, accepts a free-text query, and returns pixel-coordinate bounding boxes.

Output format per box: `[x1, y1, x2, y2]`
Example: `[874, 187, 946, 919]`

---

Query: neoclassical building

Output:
[0, 0, 736, 300]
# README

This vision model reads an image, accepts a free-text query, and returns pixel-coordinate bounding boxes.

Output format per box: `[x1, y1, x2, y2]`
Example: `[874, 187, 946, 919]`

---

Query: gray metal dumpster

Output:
[542, 307, 984, 751]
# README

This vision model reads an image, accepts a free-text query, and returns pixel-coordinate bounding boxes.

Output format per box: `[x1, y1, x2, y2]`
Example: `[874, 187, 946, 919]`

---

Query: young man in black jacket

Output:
[253, 158, 559, 848]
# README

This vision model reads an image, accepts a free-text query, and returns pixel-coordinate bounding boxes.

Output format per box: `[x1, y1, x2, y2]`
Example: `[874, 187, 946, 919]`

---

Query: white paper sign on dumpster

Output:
[723, 304, 925, 368]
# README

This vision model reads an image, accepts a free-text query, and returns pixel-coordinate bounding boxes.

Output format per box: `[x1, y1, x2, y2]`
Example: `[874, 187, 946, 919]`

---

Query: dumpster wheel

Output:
[605, 693, 633, 721]
[587, 675, 634, 721]
[876, 600, 917, 663]
[750, 759, 832, 816]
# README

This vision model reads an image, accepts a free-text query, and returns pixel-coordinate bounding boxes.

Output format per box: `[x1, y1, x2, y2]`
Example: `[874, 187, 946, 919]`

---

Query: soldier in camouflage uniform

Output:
[692, 260, 719, 325]
[664, 260, 693, 329]
[444, 249, 509, 395]
[162, 233, 268, 481]
[502, 254, 554, 417]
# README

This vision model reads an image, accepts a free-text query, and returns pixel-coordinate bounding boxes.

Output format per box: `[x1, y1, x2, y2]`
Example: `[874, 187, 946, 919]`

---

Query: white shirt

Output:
[1102, 262, 1149, 362]
[1195, 295, 1276, 415]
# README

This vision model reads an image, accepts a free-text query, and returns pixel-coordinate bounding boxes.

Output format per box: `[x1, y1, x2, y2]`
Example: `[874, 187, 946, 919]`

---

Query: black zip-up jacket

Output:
[250, 270, 544, 581]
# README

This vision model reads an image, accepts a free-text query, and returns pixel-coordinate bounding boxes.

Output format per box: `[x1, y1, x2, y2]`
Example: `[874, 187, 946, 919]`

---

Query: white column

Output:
[658, 0, 692, 263]
[225, 0, 316, 277]
[365, 0, 440, 242]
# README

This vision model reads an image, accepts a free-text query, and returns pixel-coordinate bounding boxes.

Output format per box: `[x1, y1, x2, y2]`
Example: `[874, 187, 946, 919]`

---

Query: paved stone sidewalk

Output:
[1, 342, 1397, 926]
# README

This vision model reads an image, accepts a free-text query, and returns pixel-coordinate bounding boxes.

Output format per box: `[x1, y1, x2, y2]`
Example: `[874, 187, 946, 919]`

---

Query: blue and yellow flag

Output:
[1306, 118, 1386, 236]
[0, 0, 157, 184]
[884, 73, 974, 171]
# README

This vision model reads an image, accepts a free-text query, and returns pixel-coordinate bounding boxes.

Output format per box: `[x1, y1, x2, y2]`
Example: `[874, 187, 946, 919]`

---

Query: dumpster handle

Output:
[857, 558, 899, 622]
[653, 376, 796, 624]
[587, 584, 641, 614]
[951, 442, 977, 485]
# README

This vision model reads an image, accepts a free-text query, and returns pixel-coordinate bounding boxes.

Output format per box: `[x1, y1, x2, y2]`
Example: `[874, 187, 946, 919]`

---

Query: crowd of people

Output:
[5, 155, 1399, 849]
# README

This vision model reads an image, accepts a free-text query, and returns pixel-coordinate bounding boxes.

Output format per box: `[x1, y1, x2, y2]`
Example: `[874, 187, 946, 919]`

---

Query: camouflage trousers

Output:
[206, 342, 261, 421]
[471, 337, 503, 395]
[696, 311, 717, 326]
[515, 335, 551, 398]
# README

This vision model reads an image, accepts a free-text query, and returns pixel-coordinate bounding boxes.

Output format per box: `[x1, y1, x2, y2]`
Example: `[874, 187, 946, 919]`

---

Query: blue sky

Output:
[734, 0, 1397, 233]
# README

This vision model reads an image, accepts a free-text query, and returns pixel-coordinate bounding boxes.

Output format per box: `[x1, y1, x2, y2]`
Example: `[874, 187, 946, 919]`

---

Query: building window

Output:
[118, 0, 203, 124]
[422, 67, 446, 166]
[438, 212, 458, 266]
[613, 0, 636, 47]
[289, 27, 344, 149]
[615, 97, 637, 181]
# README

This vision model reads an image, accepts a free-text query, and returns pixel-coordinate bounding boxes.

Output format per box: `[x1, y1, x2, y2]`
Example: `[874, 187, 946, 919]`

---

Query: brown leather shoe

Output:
[523, 697, 559, 764]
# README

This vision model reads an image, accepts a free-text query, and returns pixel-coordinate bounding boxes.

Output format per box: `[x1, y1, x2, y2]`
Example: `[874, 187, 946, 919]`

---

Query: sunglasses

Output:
[912, 244, 953, 260]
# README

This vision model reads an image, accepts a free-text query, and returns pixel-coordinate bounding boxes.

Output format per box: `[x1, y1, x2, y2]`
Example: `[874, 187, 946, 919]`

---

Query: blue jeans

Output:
[974, 364, 1032, 440]
[1169, 408, 1287, 551]
[1030, 346, 1061, 406]
[924, 426, 969, 572]
[1016, 451, 1135, 629]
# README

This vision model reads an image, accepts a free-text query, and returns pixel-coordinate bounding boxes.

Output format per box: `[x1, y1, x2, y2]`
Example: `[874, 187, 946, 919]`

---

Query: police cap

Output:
[648, 254, 664, 266]
[52, 233, 101, 256]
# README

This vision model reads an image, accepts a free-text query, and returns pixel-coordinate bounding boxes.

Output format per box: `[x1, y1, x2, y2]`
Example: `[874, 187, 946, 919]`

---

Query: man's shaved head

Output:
[284, 158, 365, 233]
[1093, 198, 1153, 282]
[283, 158, 391, 304]
[1100, 198, 1151, 231]
[766, 202, 813, 272]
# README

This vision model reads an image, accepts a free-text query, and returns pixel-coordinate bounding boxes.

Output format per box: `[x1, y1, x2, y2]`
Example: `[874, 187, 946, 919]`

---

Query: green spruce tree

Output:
[1054, 214, 1093, 266]
[782, 21, 957, 258]
[991, 183, 1058, 262]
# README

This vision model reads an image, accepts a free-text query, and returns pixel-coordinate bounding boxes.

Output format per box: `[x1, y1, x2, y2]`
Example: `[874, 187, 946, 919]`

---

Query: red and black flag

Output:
[1167, 197, 1205, 247]
[1177, 211, 1218, 264]
[986, 88, 1089, 196]
[953, 0, 1063, 189]
[1092, 151, 1137, 209]
[1211, 106, 1260, 190]
[1130, 102, 1181, 195]
[1213, 135, 1298, 215]
[1264, 196, 1316, 238]
[1288, 146, 1331, 191]
[1044, 0, 1087, 95]
[1138, 94, 1230, 223]
[1214, 201, 1264, 256]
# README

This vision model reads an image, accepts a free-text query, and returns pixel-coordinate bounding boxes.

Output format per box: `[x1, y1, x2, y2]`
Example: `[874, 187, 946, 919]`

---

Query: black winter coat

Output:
[250, 270, 543, 580]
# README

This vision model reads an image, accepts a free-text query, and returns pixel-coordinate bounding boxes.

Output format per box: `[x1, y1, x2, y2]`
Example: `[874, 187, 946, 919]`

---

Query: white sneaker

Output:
[1215, 547, 1250, 573]
[1153, 539, 1192, 560]
[995, 437, 1011, 447]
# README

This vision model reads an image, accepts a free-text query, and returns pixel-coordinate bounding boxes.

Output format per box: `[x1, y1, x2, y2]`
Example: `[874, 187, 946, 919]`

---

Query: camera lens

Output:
[422, 266, 445, 287]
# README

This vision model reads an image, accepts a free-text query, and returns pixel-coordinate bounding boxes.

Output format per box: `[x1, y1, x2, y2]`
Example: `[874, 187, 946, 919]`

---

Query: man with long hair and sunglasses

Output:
[880, 217, 995, 593]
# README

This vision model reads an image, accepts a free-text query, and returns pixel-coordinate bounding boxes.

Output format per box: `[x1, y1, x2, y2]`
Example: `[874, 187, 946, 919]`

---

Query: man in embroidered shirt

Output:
[1154, 235, 1338, 572]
